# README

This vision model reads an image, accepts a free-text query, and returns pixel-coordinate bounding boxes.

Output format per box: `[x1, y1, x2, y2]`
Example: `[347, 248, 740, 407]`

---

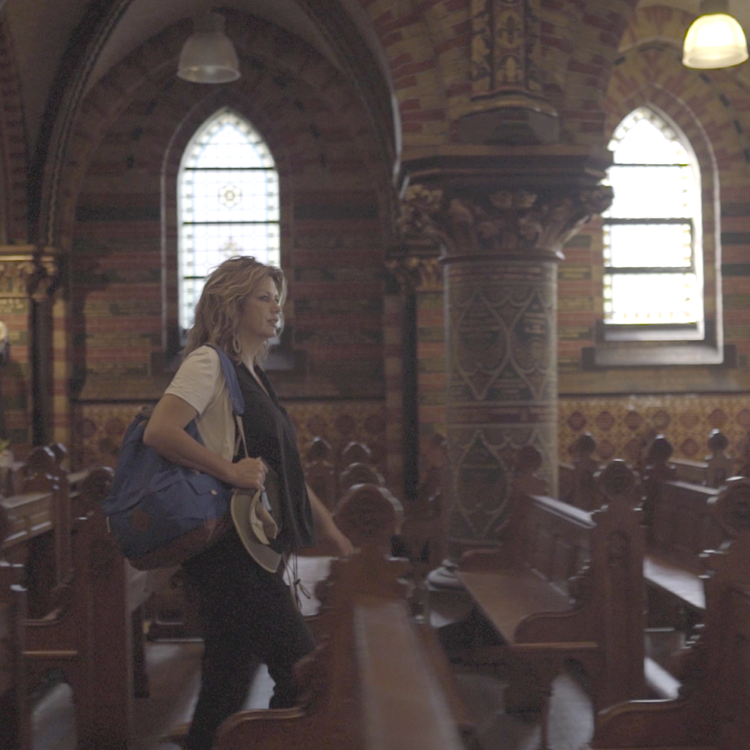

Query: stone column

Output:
[386, 249, 444, 500]
[0, 246, 61, 447]
[399, 150, 612, 573]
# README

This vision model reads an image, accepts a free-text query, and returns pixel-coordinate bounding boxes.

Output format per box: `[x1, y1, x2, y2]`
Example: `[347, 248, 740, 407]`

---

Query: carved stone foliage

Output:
[400, 184, 612, 259]
[397, 185, 448, 249]
[385, 256, 443, 293]
[471, 0, 543, 98]
[0, 246, 61, 299]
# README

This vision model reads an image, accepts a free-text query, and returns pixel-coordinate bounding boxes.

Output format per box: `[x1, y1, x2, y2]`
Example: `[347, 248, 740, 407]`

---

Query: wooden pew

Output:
[588, 476, 750, 750]
[454, 460, 646, 748]
[559, 433, 600, 511]
[0, 504, 30, 750]
[67, 467, 176, 749]
[339, 462, 386, 495]
[2, 451, 174, 750]
[214, 545, 467, 750]
[641, 436, 731, 633]
[670, 429, 735, 488]
[399, 434, 450, 572]
[304, 437, 338, 513]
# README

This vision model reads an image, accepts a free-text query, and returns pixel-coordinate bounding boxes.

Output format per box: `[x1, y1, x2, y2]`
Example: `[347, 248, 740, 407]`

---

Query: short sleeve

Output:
[165, 346, 222, 416]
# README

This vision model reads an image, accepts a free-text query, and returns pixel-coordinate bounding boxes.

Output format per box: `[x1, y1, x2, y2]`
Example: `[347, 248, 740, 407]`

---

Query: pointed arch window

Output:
[602, 106, 703, 340]
[178, 108, 279, 331]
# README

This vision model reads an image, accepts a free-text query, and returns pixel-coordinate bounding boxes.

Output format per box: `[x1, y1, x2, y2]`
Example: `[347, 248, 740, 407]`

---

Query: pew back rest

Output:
[518, 495, 594, 594]
[650, 480, 726, 573]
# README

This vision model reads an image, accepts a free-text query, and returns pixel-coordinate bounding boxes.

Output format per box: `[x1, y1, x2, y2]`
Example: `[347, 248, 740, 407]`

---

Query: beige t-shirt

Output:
[164, 346, 235, 461]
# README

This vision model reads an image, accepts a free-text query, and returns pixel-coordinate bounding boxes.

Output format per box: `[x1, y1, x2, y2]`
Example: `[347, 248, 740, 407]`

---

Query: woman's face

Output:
[241, 276, 282, 342]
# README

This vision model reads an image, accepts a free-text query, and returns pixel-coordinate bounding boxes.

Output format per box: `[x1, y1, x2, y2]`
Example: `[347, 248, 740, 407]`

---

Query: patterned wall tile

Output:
[559, 393, 750, 467]
[73, 400, 389, 480]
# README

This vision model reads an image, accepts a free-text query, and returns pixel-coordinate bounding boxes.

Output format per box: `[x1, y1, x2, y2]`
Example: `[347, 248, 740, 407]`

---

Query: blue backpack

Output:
[102, 346, 244, 570]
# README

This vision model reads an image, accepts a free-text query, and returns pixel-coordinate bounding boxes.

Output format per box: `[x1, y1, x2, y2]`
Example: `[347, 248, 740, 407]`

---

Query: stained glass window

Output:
[603, 107, 702, 330]
[178, 108, 279, 331]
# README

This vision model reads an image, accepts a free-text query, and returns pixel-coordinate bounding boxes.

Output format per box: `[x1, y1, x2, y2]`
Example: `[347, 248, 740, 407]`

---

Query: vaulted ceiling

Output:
[2, 0, 748, 162]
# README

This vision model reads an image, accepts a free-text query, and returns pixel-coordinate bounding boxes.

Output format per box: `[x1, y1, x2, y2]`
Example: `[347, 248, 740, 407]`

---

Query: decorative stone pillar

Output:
[399, 150, 612, 569]
[461, 0, 558, 144]
[386, 249, 444, 500]
[0, 246, 62, 447]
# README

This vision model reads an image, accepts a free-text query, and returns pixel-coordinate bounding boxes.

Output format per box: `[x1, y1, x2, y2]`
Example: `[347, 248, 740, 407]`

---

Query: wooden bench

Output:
[588, 476, 750, 750]
[559, 433, 600, 511]
[641, 437, 731, 634]
[67, 467, 177, 749]
[213, 545, 468, 750]
[454, 460, 646, 747]
[2, 451, 175, 750]
[670, 429, 735, 488]
[0, 504, 30, 750]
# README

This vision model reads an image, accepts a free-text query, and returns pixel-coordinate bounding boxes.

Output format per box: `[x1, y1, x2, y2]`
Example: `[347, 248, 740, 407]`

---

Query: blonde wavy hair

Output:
[184, 256, 287, 364]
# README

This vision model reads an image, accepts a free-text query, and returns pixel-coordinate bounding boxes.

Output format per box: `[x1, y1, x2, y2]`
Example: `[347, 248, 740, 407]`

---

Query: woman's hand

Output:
[229, 457, 267, 491]
[328, 525, 354, 558]
[305, 483, 354, 558]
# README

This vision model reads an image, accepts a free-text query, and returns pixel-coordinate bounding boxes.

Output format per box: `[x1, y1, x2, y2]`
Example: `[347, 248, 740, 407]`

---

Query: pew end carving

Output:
[455, 459, 647, 746]
[560, 433, 600, 511]
[588, 477, 750, 750]
[0, 503, 30, 750]
[214, 546, 465, 750]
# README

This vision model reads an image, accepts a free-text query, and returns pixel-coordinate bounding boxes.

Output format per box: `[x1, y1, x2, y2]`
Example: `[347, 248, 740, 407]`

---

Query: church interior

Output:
[1, 0, 750, 748]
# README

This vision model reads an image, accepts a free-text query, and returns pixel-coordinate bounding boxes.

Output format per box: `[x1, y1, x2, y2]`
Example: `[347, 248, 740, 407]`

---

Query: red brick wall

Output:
[62, 17, 395, 481]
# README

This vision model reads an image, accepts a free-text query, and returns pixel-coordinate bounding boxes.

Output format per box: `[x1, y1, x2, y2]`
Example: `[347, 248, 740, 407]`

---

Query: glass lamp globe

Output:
[178, 12, 240, 84]
[683, 6, 749, 69]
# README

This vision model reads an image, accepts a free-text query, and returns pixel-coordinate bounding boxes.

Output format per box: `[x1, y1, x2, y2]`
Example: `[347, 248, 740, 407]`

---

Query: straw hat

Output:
[231, 465, 282, 572]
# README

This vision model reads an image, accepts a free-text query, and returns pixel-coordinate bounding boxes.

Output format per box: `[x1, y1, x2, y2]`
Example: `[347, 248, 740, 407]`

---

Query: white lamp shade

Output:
[178, 13, 240, 84]
[683, 12, 749, 69]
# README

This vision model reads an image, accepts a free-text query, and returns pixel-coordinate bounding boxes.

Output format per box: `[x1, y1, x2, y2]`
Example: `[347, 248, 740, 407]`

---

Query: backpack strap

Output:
[206, 345, 245, 417]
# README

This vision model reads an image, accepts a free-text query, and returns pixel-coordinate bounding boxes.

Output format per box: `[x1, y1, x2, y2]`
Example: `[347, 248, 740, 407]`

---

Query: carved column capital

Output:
[0, 246, 63, 299]
[385, 255, 443, 293]
[401, 183, 612, 261]
[396, 184, 449, 250]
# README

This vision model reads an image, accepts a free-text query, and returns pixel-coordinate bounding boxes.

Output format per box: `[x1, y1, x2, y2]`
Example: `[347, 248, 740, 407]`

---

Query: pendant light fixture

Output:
[177, 11, 241, 84]
[683, 0, 748, 69]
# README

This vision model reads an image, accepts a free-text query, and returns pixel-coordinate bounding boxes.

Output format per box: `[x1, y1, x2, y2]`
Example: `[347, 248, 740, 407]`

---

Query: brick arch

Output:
[56, 14, 394, 251]
[603, 45, 741, 364]
[157, 88, 301, 355]
[66, 16, 392, 407]
[39, 1, 399, 248]
[0, 19, 28, 242]
[619, 4, 750, 147]
[362, 0, 642, 149]
[606, 46, 750, 190]
[556, 0, 640, 145]
[359, 0, 448, 147]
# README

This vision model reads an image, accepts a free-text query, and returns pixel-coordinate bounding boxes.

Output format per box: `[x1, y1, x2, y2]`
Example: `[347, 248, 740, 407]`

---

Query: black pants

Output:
[181, 529, 315, 750]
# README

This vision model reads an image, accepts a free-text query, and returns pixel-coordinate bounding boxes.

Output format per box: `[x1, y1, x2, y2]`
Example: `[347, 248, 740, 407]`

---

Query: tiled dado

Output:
[72, 400, 388, 478]
[559, 394, 750, 465]
[73, 395, 749, 478]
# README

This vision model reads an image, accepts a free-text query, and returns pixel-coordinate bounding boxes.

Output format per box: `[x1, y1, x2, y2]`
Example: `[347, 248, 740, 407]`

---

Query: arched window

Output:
[603, 106, 703, 340]
[178, 108, 279, 331]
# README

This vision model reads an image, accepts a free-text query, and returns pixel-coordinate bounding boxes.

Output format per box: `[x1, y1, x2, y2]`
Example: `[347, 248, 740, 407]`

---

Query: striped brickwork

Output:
[558, 5, 750, 393]
[57, 16, 393, 474]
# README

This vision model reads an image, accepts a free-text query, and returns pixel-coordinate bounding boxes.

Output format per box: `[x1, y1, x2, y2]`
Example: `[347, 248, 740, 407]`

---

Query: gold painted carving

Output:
[385, 256, 443, 292]
[397, 185, 449, 249]
[0, 246, 62, 299]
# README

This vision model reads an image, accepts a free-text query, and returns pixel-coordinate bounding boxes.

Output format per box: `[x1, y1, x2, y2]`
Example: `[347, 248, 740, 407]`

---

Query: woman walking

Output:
[143, 256, 353, 750]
